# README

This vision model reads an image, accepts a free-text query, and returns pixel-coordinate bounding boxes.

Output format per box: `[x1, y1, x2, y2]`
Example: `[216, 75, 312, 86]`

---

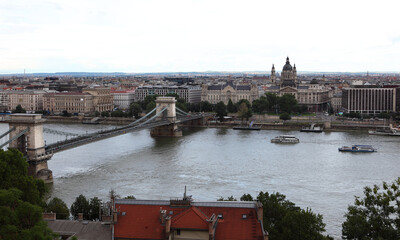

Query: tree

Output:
[217, 196, 237, 201]
[200, 101, 213, 112]
[101, 111, 109, 117]
[227, 99, 236, 113]
[342, 178, 400, 239]
[124, 195, 136, 199]
[252, 96, 269, 114]
[111, 110, 128, 118]
[256, 191, 330, 240]
[215, 101, 227, 121]
[278, 94, 297, 113]
[145, 102, 156, 113]
[70, 195, 90, 220]
[0, 188, 55, 240]
[89, 197, 102, 220]
[62, 110, 71, 117]
[237, 102, 252, 122]
[13, 104, 26, 113]
[280, 112, 291, 121]
[46, 197, 70, 220]
[265, 93, 279, 112]
[142, 95, 158, 109]
[0, 149, 55, 239]
[219, 192, 331, 240]
[0, 149, 46, 206]
[165, 93, 179, 99]
[235, 99, 251, 111]
[129, 103, 142, 119]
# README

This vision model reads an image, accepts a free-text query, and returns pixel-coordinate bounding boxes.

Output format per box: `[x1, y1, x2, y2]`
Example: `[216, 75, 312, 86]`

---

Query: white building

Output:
[112, 90, 135, 110]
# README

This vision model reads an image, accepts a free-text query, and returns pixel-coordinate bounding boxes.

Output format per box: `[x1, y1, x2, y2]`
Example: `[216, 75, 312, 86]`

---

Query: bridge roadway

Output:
[45, 115, 204, 154]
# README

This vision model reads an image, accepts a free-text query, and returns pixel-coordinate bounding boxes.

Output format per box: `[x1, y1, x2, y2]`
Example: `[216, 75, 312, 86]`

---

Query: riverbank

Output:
[40, 115, 388, 132]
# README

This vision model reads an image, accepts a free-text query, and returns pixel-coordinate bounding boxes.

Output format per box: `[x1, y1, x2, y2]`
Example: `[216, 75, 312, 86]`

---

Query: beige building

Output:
[201, 81, 259, 104]
[7, 90, 46, 112]
[82, 87, 113, 112]
[43, 92, 94, 114]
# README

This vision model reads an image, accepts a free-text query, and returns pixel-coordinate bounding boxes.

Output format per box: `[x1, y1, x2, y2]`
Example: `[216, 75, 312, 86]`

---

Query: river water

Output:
[1, 122, 400, 239]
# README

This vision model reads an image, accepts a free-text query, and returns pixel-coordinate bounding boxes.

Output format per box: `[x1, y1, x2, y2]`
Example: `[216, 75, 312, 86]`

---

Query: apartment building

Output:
[43, 92, 94, 114]
[82, 87, 113, 112]
[7, 90, 47, 112]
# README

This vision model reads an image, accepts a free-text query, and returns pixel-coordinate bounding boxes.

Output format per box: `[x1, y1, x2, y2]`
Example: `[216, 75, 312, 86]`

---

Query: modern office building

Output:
[342, 87, 396, 114]
[135, 85, 202, 104]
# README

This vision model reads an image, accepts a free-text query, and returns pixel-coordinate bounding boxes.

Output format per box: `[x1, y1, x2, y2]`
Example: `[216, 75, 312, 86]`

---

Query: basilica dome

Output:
[282, 57, 293, 71]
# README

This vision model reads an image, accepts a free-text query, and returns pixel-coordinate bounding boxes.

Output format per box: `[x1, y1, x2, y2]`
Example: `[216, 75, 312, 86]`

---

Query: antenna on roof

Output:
[184, 186, 187, 200]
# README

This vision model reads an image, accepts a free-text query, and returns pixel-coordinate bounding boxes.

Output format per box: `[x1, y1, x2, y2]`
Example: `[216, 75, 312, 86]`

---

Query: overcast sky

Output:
[1, 0, 399, 73]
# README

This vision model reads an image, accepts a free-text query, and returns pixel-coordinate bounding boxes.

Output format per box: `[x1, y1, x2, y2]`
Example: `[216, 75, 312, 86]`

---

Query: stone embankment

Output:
[15, 115, 391, 132]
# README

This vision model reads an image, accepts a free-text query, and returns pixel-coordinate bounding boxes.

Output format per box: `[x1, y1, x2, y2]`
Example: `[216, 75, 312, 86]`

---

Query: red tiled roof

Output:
[171, 206, 209, 230]
[114, 200, 265, 240]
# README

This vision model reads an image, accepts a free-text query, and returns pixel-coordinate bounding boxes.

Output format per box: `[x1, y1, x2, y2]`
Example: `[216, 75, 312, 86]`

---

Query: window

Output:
[242, 214, 247, 219]
[176, 229, 181, 235]
[218, 214, 223, 219]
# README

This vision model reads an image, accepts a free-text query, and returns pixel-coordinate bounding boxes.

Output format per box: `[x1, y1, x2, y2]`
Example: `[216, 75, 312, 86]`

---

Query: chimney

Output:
[160, 208, 167, 224]
[256, 202, 263, 224]
[165, 217, 171, 239]
[208, 214, 217, 240]
[78, 213, 83, 222]
[43, 212, 56, 221]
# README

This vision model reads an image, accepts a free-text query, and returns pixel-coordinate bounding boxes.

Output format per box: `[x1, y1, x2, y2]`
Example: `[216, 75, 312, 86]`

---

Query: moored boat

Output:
[300, 123, 323, 133]
[369, 124, 400, 136]
[338, 145, 376, 152]
[233, 121, 261, 130]
[271, 135, 299, 143]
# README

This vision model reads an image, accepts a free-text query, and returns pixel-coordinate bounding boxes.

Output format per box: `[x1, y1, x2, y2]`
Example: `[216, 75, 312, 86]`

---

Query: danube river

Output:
[1, 122, 400, 238]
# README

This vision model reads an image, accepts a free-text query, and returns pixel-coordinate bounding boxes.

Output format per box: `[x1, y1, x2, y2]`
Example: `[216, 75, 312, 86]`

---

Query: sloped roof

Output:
[46, 220, 111, 240]
[171, 206, 209, 230]
[114, 199, 265, 240]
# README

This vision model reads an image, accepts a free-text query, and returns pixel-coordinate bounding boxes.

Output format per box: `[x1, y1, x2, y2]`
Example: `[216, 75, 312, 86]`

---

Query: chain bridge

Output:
[0, 97, 209, 183]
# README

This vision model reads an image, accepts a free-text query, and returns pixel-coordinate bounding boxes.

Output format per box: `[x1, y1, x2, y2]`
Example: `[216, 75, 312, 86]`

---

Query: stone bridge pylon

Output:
[4, 114, 53, 183]
[150, 97, 183, 137]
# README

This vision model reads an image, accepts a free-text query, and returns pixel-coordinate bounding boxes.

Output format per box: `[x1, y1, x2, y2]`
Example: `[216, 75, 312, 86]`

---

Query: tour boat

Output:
[338, 145, 376, 153]
[271, 135, 299, 144]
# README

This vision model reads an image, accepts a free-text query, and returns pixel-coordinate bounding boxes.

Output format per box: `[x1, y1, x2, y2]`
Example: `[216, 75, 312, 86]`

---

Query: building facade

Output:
[7, 90, 46, 112]
[135, 85, 202, 104]
[43, 92, 94, 114]
[82, 87, 113, 112]
[111, 90, 135, 110]
[342, 87, 396, 114]
[201, 81, 259, 104]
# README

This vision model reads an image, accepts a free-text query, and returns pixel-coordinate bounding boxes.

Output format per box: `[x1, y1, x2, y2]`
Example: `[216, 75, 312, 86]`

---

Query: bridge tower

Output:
[5, 114, 53, 183]
[150, 97, 183, 137]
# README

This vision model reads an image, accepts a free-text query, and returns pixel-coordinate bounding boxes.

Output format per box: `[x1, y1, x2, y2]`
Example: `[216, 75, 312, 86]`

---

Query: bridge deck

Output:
[45, 115, 204, 154]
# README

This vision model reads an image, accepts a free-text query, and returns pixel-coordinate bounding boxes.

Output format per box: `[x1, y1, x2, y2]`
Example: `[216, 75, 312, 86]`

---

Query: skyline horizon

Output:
[1, 0, 400, 74]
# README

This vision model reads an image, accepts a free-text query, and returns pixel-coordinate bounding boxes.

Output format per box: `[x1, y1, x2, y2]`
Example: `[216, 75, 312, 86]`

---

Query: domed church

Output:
[266, 57, 332, 112]
[280, 57, 297, 87]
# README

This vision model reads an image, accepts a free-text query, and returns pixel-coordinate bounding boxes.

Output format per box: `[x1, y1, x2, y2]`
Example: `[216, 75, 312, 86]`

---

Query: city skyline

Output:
[1, 0, 400, 74]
